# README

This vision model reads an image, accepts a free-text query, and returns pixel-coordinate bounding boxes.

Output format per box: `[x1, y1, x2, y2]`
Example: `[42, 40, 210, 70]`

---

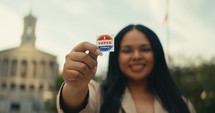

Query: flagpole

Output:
[27, 0, 33, 14]
[165, 0, 171, 65]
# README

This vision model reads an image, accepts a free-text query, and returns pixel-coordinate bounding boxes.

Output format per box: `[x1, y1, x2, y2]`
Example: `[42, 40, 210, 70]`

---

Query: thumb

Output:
[88, 49, 103, 60]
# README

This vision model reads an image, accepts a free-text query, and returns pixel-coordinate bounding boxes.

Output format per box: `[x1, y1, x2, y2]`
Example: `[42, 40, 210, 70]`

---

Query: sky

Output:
[0, 0, 215, 74]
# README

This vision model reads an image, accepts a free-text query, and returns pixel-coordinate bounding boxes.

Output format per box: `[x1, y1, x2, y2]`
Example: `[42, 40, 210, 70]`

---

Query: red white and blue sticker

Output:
[96, 34, 114, 52]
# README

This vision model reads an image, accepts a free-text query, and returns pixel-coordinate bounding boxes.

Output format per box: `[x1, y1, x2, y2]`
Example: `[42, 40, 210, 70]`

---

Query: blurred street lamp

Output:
[200, 91, 207, 100]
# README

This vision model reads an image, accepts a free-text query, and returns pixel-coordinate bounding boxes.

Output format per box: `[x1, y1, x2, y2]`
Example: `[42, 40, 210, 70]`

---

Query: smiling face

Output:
[119, 29, 154, 81]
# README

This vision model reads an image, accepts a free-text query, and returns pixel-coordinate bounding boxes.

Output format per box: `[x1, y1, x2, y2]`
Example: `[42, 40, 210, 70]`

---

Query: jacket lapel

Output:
[121, 87, 137, 113]
[154, 96, 168, 113]
[121, 87, 168, 113]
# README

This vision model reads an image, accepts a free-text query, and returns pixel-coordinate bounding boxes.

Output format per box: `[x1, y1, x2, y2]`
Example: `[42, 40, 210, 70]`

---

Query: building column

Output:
[0, 58, 2, 76]
[32, 60, 37, 78]
[3, 59, 9, 77]
[7, 58, 12, 78]
[42, 61, 46, 79]
[37, 60, 42, 79]
[16, 58, 22, 78]
[27, 59, 33, 79]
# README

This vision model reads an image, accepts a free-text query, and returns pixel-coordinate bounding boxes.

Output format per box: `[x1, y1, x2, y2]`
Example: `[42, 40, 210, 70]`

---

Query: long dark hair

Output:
[100, 24, 190, 113]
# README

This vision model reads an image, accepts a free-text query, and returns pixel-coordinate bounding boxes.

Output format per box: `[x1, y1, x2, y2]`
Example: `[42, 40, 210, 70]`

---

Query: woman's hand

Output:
[63, 41, 102, 90]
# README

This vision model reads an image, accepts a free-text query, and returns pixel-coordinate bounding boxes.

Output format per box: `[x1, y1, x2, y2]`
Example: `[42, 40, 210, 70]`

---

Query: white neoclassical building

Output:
[0, 13, 58, 113]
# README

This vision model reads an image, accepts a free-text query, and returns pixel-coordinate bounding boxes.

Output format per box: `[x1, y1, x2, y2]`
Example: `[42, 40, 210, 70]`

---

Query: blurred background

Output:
[0, 0, 214, 113]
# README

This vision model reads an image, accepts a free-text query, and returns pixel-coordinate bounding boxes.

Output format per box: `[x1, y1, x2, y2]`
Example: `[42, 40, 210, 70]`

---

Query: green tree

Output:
[45, 74, 64, 113]
[170, 58, 215, 113]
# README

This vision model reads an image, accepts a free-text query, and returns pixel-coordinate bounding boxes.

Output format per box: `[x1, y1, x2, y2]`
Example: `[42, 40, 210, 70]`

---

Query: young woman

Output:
[57, 24, 196, 113]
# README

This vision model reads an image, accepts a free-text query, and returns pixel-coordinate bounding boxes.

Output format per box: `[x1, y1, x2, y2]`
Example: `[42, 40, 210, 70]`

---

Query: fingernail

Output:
[96, 49, 103, 56]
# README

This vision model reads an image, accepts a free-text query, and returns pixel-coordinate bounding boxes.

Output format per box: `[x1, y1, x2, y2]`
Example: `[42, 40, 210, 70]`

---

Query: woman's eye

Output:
[141, 48, 152, 52]
[121, 49, 132, 53]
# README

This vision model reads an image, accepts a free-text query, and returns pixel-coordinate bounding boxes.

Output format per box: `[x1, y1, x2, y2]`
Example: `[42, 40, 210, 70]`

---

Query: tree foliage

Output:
[45, 74, 64, 113]
[170, 58, 215, 112]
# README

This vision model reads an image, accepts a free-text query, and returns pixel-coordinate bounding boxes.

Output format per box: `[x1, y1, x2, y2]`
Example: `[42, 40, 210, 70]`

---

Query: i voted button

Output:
[96, 34, 114, 52]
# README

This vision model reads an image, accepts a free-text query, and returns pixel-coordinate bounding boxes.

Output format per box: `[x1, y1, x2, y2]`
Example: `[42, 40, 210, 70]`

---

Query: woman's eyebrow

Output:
[121, 45, 132, 48]
[140, 44, 151, 47]
[121, 43, 151, 48]
[121, 45, 130, 47]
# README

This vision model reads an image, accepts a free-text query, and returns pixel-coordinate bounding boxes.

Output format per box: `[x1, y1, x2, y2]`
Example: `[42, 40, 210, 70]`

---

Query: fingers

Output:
[63, 42, 102, 83]
[63, 61, 94, 81]
[67, 52, 97, 70]
[73, 42, 103, 57]
[67, 61, 92, 76]
[63, 69, 83, 82]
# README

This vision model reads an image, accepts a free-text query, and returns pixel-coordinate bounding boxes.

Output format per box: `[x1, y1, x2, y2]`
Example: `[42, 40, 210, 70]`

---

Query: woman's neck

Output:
[127, 79, 153, 98]
[127, 79, 155, 113]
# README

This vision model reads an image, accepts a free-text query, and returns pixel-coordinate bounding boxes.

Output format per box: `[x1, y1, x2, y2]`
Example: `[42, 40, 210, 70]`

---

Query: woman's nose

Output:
[132, 50, 142, 61]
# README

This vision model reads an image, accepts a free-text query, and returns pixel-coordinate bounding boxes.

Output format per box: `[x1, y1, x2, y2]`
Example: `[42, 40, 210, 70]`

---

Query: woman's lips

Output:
[129, 64, 145, 72]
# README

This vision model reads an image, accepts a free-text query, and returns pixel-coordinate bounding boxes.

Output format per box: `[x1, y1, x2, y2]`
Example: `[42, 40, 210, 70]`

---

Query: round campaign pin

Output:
[97, 34, 114, 52]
